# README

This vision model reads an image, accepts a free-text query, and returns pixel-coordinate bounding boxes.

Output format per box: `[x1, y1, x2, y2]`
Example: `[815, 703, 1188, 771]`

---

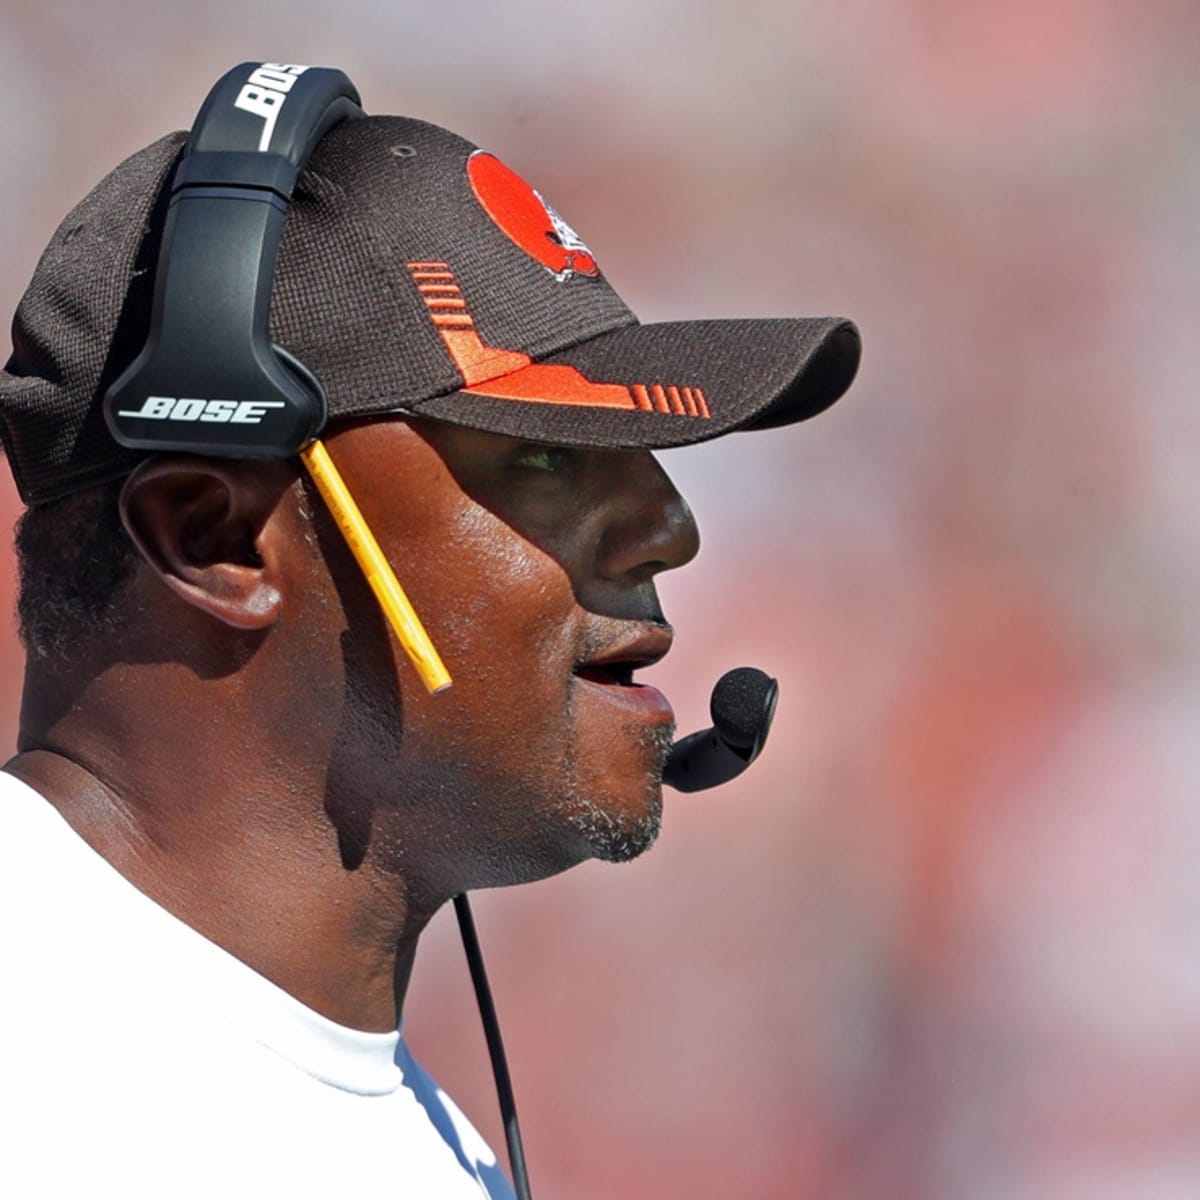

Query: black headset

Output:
[103, 63, 360, 459]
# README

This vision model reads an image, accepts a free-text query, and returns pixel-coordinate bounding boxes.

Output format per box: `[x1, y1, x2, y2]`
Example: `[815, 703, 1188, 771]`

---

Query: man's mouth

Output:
[574, 661, 640, 687]
[572, 626, 675, 719]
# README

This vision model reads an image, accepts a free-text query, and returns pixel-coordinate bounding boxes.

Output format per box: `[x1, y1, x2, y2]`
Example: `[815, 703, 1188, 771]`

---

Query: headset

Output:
[104, 62, 449, 695]
[103, 63, 779, 1200]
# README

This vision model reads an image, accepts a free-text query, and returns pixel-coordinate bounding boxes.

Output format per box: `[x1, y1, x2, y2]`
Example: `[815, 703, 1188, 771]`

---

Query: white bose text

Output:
[233, 63, 310, 152]
[116, 396, 288, 425]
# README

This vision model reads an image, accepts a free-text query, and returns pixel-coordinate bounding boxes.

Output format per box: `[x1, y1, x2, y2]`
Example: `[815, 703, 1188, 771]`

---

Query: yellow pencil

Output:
[299, 439, 452, 695]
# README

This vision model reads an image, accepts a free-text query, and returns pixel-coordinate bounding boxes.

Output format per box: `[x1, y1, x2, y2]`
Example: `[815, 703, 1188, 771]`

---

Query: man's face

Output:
[303, 417, 700, 895]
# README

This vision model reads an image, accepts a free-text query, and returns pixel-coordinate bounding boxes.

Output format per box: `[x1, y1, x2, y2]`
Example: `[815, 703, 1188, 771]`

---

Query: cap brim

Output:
[407, 316, 861, 450]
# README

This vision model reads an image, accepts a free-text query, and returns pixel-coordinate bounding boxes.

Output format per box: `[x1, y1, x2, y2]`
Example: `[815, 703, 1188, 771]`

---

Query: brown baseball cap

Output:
[0, 109, 860, 505]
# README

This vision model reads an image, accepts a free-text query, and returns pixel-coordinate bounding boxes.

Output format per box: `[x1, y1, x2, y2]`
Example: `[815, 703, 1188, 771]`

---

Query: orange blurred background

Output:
[4, 3, 1199, 1196]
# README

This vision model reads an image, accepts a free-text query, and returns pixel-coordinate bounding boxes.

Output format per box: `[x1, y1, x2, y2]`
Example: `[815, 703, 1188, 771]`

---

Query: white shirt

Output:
[0, 770, 515, 1199]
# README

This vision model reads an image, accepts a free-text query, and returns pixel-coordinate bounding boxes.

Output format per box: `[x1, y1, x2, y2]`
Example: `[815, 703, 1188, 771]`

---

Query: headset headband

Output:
[104, 62, 362, 457]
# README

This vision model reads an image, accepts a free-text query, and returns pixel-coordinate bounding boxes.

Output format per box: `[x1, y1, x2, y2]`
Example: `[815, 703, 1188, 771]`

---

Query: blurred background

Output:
[3, 1, 1200, 1196]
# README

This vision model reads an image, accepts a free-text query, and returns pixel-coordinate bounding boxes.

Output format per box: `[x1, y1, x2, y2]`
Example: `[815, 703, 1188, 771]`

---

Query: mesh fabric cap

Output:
[0, 115, 861, 506]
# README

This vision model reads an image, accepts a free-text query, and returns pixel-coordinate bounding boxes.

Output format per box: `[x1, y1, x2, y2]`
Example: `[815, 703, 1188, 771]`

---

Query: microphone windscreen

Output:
[709, 667, 777, 751]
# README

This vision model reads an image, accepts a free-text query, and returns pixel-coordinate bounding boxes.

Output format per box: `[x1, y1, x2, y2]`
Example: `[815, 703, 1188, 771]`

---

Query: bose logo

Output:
[116, 397, 288, 425]
[233, 63, 310, 152]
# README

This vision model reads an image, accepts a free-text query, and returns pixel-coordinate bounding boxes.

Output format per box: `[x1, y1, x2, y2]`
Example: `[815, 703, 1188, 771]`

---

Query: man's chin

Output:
[566, 787, 663, 864]
[562, 720, 672, 864]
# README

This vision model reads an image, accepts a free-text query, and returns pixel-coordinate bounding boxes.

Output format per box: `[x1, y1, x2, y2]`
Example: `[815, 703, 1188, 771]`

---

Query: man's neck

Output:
[5, 740, 425, 1033]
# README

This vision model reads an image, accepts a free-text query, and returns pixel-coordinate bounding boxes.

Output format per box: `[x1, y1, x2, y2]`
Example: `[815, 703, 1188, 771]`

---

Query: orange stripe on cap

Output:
[464, 363, 638, 410]
[408, 259, 710, 416]
[694, 388, 711, 418]
[439, 329, 532, 384]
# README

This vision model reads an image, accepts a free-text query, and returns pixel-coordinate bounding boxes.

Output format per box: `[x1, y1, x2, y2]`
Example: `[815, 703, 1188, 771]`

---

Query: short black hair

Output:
[14, 477, 138, 660]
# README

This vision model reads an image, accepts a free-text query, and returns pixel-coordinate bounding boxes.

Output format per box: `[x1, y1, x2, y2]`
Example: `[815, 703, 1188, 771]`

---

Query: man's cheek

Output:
[438, 569, 575, 665]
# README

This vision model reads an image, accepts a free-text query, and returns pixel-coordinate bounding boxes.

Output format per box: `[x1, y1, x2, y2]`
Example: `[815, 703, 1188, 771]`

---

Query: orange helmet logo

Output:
[468, 151, 600, 282]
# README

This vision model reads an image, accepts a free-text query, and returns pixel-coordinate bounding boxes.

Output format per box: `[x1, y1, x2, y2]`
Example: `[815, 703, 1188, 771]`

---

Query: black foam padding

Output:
[709, 667, 776, 751]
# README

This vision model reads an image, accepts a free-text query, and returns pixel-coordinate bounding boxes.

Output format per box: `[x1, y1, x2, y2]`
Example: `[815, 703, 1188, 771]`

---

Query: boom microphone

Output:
[663, 667, 779, 792]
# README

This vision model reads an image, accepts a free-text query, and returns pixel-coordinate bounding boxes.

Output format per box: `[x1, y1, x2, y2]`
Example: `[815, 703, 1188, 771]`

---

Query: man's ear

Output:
[119, 457, 295, 630]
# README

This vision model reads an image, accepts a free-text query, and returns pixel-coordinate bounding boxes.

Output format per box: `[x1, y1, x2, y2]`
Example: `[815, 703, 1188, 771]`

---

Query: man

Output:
[0, 67, 859, 1196]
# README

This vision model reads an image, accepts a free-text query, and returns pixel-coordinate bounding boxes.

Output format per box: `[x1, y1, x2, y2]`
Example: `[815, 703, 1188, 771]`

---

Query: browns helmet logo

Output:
[467, 151, 600, 282]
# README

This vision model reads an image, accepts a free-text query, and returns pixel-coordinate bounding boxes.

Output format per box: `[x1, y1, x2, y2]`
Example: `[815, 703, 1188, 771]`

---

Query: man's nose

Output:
[593, 451, 700, 583]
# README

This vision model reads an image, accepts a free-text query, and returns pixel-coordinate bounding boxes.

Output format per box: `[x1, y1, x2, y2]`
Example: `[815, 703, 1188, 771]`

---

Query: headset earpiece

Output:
[103, 63, 362, 458]
[103, 62, 450, 696]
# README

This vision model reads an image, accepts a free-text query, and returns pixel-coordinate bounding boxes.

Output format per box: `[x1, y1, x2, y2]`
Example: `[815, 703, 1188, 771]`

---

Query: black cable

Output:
[453, 892, 533, 1200]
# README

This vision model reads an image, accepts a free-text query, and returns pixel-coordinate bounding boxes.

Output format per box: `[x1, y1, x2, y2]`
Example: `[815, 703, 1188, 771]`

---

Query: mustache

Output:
[574, 612, 671, 664]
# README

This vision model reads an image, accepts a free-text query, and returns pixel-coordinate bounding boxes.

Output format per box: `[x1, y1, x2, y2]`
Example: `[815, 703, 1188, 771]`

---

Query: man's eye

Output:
[512, 445, 570, 473]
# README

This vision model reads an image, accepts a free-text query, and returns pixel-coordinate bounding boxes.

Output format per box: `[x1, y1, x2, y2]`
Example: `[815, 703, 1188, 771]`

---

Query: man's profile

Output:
[0, 64, 859, 1196]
